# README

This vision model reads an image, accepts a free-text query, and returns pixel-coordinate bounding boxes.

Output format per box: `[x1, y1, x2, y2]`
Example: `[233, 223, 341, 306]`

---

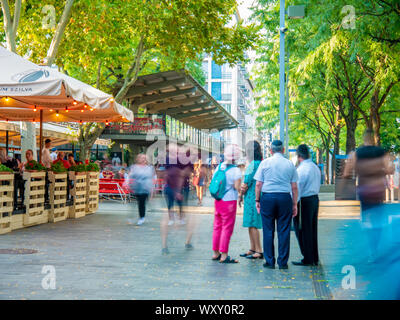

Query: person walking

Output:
[238, 141, 263, 260]
[343, 129, 394, 259]
[292, 144, 321, 266]
[211, 144, 242, 264]
[127, 154, 155, 226]
[193, 160, 206, 206]
[254, 140, 298, 270]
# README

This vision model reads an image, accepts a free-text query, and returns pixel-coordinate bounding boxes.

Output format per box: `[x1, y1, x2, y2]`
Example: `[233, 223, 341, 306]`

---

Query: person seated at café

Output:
[67, 153, 76, 167]
[0, 147, 18, 171]
[21, 149, 35, 171]
[53, 151, 70, 169]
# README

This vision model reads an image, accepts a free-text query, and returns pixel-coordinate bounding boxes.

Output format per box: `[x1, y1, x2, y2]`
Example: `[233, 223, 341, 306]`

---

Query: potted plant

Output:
[0, 164, 13, 174]
[69, 163, 87, 175]
[50, 161, 67, 174]
[86, 162, 100, 172]
[25, 160, 46, 172]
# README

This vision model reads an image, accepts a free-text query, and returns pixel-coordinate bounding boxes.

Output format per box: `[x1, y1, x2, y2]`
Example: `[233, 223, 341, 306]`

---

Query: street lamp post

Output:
[279, 3, 305, 155]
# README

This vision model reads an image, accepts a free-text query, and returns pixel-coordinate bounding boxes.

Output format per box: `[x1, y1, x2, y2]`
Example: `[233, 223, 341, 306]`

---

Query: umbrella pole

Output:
[5, 130, 9, 155]
[39, 110, 43, 163]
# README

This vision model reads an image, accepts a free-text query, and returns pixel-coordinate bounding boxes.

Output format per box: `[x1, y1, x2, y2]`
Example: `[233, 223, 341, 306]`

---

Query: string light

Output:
[65, 107, 69, 113]
[105, 120, 109, 126]
[33, 106, 37, 112]
[90, 108, 94, 112]
[50, 109, 54, 112]
[73, 101, 78, 105]
[84, 104, 88, 109]
[4, 96, 10, 102]
[56, 111, 59, 117]
[80, 109, 84, 113]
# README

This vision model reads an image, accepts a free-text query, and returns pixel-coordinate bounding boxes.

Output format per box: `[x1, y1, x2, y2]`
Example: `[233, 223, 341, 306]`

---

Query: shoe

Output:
[168, 220, 174, 226]
[279, 265, 289, 270]
[240, 249, 255, 257]
[185, 243, 194, 250]
[263, 263, 275, 269]
[292, 260, 313, 266]
[161, 248, 169, 255]
[137, 218, 145, 225]
[246, 252, 264, 260]
[179, 219, 186, 225]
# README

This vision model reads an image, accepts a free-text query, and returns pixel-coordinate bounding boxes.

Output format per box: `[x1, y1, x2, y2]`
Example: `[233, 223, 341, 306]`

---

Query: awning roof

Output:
[0, 46, 133, 123]
[0, 121, 110, 147]
[126, 70, 238, 131]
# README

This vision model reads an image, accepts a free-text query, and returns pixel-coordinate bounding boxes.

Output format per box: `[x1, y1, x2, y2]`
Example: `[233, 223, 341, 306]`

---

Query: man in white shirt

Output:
[41, 139, 52, 168]
[254, 140, 298, 270]
[292, 144, 321, 266]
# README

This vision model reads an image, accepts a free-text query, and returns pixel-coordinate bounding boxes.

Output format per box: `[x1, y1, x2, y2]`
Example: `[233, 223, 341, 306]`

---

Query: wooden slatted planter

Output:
[0, 173, 14, 235]
[23, 171, 48, 226]
[11, 214, 24, 231]
[86, 171, 99, 214]
[69, 171, 87, 219]
[48, 172, 69, 223]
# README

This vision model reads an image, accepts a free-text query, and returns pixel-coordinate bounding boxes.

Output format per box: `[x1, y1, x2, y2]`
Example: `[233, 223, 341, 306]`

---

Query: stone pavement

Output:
[0, 193, 365, 300]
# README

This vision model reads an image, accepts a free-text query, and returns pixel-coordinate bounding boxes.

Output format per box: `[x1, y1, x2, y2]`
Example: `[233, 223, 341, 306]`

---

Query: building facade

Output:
[202, 54, 256, 152]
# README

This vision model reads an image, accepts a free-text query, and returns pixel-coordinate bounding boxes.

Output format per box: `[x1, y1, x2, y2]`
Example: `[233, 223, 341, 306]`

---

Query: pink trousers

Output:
[212, 200, 237, 253]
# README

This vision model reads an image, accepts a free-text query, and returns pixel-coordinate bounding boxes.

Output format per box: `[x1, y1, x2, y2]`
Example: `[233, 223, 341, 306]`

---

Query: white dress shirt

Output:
[42, 147, 52, 168]
[297, 159, 321, 198]
[254, 152, 298, 193]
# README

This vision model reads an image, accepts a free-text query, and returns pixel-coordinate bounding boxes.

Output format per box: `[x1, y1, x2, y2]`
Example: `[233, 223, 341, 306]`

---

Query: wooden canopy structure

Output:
[125, 70, 238, 131]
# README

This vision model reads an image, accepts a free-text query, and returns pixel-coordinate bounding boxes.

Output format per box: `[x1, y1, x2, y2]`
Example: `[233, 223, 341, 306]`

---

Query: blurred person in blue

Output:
[343, 129, 394, 259]
[254, 140, 298, 270]
[292, 144, 321, 266]
[127, 154, 155, 226]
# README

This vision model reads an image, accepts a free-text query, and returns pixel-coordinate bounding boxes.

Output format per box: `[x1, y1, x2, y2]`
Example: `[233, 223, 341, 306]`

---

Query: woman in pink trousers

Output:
[211, 144, 242, 263]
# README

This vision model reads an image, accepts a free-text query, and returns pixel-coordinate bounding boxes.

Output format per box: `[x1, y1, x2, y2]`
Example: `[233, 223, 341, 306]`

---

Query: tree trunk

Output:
[325, 147, 330, 185]
[44, 0, 75, 66]
[331, 127, 341, 184]
[370, 93, 381, 146]
[0, 0, 16, 52]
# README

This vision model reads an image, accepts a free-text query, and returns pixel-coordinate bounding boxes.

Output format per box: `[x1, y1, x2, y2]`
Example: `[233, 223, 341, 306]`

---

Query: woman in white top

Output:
[211, 144, 242, 263]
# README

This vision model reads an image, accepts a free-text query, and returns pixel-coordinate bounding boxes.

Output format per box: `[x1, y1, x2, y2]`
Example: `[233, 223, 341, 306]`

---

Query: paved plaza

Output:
[0, 194, 373, 300]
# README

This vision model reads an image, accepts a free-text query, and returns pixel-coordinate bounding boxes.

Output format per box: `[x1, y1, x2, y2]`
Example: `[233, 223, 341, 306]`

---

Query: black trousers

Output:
[134, 194, 149, 218]
[260, 192, 293, 267]
[293, 195, 319, 264]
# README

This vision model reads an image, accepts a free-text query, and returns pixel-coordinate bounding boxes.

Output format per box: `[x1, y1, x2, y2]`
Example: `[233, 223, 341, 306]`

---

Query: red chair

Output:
[99, 178, 129, 203]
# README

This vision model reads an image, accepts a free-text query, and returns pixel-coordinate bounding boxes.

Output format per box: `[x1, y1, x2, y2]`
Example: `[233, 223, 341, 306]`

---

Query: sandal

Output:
[219, 256, 239, 264]
[246, 252, 264, 260]
[240, 249, 255, 257]
[212, 254, 221, 261]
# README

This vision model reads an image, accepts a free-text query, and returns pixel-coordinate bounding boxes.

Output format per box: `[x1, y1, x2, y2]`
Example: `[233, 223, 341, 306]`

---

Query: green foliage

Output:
[86, 162, 99, 172]
[50, 161, 68, 173]
[0, 164, 13, 173]
[25, 160, 46, 171]
[69, 163, 87, 172]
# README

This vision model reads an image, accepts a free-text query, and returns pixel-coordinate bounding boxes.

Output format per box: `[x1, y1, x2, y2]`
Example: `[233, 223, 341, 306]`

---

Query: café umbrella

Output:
[0, 46, 133, 158]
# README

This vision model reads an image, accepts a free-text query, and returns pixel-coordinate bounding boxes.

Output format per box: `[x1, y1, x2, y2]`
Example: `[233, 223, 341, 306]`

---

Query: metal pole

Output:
[39, 109, 43, 163]
[285, 42, 289, 157]
[5, 130, 9, 155]
[279, 0, 286, 144]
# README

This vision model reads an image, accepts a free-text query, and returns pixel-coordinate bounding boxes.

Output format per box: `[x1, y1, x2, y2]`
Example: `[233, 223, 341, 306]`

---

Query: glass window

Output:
[211, 60, 221, 79]
[211, 82, 222, 101]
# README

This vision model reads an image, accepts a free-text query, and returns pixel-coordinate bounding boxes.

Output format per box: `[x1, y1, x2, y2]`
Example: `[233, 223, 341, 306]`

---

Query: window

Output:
[221, 103, 231, 113]
[211, 60, 221, 79]
[221, 82, 232, 101]
[202, 61, 209, 78]
[211, 82, 222, 100]
[221, 64, 232, 79]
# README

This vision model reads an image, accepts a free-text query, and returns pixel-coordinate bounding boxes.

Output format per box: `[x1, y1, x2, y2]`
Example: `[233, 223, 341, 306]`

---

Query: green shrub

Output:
[86, 162, 100, 172]
[25, 160, 46, 171]
[69, 163, 87, 172]
[0, 164, 13, 173]
[50, 161, 67, 173]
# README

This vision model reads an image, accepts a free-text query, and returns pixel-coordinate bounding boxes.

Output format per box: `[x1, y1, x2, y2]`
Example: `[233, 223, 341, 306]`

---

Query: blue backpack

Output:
[209, 164, 235, 200]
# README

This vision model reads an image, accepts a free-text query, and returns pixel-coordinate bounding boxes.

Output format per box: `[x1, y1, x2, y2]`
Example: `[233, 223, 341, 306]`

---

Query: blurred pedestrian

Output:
[193, 159, 207, 206]
[292, 144, 321, 267]
[254, 140, 298, 270]
[210, 144, 242, 263]
[343, 129, 394, 259]
[161, 143, 194, 254]
[238, 141, 263, 260]
[0, 147, 18, 170]
[127, 154, 155, 226]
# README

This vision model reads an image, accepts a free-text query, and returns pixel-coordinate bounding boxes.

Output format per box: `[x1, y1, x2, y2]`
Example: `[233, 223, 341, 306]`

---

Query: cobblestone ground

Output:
[0, 193, 377, 300]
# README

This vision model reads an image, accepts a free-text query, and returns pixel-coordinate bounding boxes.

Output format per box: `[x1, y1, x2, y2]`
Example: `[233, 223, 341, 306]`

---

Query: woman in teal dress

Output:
[239, 141, 263, 259]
